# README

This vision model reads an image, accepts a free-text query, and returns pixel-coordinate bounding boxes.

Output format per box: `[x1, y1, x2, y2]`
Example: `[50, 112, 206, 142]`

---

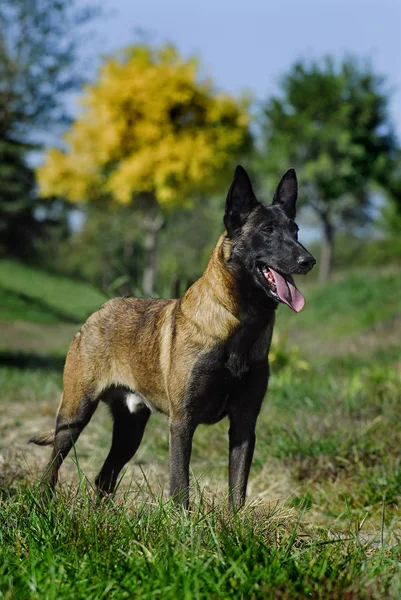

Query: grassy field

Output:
[1, 259, 401, 598]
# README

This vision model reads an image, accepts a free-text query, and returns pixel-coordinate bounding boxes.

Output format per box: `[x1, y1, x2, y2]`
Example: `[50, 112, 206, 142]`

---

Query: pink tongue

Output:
[269, 268, 305, 313]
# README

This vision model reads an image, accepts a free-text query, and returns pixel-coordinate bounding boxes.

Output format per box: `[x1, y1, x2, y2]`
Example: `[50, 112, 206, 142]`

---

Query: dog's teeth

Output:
[261, 267, 276, 288]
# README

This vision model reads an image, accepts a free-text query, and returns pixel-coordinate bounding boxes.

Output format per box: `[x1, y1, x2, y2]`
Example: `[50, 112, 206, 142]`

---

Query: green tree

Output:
[0, 137, 35, 256]
[45, 204, 146, 295]
[257, 57, 400, 282]
[37, 44, 251, 295]
[0, 0, 97, 258]
[158, 194, 225, 297]
[380, 148, 401, 233]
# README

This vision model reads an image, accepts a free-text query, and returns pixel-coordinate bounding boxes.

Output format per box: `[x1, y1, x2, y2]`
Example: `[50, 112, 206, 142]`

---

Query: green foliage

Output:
[332, 234, 401, 270]
[0, 137, 37, 258]
[256, 56, 400, 280]
[269, 332, 310, 373]
[0, 0, 97, 260]
[0, 0, 97, 136]
[44, 194, 226, 298]
[41, 205, 147, 295]
[157, 195, 225, 296]
[381, 179, 401, 232]
[259, 56, 396, 204]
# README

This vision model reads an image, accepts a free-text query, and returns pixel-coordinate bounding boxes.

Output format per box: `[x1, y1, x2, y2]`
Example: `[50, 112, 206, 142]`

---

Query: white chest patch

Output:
[125, 392, 155, 414]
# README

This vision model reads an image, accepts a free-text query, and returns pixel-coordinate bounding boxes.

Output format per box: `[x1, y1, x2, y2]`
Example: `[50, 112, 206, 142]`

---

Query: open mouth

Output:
[259, 266, 305, 313]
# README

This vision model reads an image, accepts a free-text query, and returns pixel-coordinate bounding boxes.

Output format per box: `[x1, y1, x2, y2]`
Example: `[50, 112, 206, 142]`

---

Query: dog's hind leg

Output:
[40, 390, 99, 492]
[95, 397, 151, 496]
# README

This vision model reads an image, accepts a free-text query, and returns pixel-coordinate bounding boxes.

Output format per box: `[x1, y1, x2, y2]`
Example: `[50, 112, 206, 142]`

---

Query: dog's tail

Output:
[29, 430, 55, 446]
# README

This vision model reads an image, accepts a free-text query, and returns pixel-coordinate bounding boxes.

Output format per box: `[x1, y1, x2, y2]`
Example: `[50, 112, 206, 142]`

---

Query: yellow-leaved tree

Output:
[37, 44, 251, 295]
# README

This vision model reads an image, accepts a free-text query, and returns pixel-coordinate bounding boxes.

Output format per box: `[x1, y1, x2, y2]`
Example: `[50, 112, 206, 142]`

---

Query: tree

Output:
[0, 137, 34, 256]
[257, 57, 400, 282]
[37, 44, 251, 295]
[379, 148, 401, 233]
[0, 0, 97, 259]
[158, 194, 225, 297]
[42, 204, 146, 295]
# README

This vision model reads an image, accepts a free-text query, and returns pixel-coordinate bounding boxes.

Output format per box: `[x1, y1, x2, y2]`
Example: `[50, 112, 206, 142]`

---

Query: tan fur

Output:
[31, 235, 243, 445]
[29, 429, 55, 446]
[53, 235, 237, 420]
[29, 225, 278, 505]
[32, 158, 323, 514]
[30, 164, 315, 508]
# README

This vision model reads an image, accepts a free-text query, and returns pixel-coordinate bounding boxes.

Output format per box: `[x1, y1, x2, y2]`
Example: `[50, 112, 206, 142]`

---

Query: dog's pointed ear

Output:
[224, 166, 258, 236]
[272, 168, 298, 220]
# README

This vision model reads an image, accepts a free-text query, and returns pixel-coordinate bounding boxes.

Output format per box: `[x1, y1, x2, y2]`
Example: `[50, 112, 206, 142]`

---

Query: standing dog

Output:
[30, 166, 315, 509]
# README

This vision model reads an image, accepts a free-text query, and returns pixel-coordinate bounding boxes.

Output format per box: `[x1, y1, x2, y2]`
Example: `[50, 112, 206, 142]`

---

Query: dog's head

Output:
[224, 166, 316, 312]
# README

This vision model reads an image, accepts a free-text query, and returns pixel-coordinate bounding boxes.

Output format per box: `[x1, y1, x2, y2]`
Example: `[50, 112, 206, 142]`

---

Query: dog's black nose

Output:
[297, 255, 316, 271]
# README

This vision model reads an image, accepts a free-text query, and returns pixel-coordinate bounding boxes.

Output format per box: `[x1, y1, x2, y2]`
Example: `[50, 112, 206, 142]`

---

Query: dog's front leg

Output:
[228, 414, 258, 511]
[228, 367, 267, 510]
[169, 418, 195, 508]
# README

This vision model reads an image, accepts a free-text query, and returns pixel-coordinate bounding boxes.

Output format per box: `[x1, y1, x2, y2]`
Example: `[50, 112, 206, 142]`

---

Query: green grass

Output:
[1, 350, 401, 598]
[0, 366, 62, 401]
[1, 485, 401, 599]
[1, 264, 401, 597]
[288, 269, 401, 340]
[0, 260, 107, 324]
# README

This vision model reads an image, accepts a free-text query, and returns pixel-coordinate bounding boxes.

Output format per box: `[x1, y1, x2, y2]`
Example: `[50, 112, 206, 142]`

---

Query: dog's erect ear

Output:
[272, 168, 298, 220]
[224, 166, 258, 236]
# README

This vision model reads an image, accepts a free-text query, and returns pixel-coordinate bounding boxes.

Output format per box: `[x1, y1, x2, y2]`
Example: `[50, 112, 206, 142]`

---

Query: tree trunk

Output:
[143, 228, 157, 296]
[319, 217, 334, 283]
[142, 214, 164, 296]
[170, 273, 181, 298]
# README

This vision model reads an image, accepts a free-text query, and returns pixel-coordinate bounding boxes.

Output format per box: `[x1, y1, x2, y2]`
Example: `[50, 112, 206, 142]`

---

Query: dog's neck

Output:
[180, 234, 276, 340]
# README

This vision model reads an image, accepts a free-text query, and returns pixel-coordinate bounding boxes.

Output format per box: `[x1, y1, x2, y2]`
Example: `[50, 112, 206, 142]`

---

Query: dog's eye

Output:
[261, 225, 274, 235]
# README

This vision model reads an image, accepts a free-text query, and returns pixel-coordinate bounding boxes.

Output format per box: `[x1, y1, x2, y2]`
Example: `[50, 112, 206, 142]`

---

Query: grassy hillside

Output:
[1, 261, 401, 598]
[0, 259, 107, 325]
[0, 260, 108, 360]
[289, 267, 401, 341]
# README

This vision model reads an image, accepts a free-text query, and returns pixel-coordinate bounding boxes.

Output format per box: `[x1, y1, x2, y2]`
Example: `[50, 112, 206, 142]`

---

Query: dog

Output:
[30, 166, 315, 509]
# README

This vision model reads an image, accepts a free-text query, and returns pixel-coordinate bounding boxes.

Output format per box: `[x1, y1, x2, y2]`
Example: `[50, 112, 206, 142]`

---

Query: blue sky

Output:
[87, 0, 401, 138]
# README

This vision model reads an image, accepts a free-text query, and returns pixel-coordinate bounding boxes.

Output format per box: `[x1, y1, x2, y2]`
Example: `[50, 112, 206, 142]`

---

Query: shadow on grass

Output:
[1, 287, 82, 324]
[0, 351, 65, 371]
